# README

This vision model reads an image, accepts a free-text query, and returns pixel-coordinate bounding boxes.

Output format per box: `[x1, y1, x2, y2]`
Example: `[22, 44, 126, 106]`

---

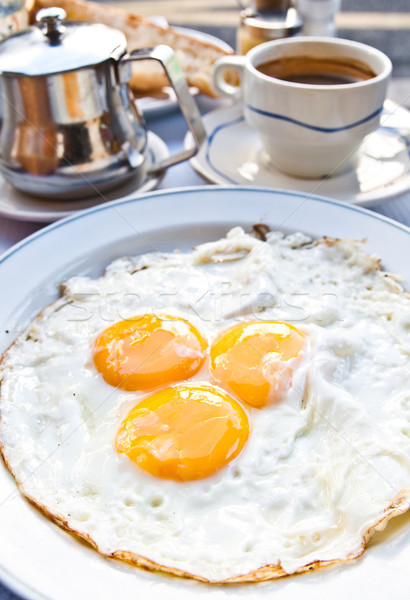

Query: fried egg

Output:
[0, 227, 409, 583]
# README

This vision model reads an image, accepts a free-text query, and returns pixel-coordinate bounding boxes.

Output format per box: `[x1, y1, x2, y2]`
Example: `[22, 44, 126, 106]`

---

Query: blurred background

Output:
[98, 0, 410, 76]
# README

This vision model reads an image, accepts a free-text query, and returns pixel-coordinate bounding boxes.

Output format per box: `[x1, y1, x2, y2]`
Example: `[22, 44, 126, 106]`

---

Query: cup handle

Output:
[119, 45, 207, 173]
[212, 56, 246, 102]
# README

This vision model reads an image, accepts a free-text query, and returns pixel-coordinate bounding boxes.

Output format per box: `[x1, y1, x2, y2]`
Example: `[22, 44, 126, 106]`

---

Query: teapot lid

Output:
[0, 7, 127, 76]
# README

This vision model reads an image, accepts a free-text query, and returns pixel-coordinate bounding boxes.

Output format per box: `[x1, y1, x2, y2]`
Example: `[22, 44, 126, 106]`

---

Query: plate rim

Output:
[0, 185, 409, 600]
[1, 184, 409, 270]
[0, 567, 46, 600]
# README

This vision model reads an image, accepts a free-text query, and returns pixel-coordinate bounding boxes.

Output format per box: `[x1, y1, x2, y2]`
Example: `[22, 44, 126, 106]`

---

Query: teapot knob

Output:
[36, 7, 66, 44]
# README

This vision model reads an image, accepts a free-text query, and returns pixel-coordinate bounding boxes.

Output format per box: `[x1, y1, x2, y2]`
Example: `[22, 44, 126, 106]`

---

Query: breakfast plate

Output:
[185, 100, 410, 207]
[134, 27, 233, 117]
[0, 186, 409, 600]
[0, 132, 169, 223]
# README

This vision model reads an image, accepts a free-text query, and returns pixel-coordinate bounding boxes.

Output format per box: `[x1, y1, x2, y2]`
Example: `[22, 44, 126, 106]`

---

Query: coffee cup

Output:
[212, 37, 392, 178]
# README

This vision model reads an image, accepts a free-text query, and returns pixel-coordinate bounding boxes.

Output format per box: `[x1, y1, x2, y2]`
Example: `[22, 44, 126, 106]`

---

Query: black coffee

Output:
[256, 56, 377, 85]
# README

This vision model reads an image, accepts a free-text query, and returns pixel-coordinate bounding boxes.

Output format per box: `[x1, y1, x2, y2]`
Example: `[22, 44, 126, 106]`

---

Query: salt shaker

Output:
[237, 0, 303, 55]
[297, 0, 341, 37]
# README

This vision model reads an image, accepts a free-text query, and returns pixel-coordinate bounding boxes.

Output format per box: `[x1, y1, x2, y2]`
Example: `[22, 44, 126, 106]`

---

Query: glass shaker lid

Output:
[240, 7, 303, 39]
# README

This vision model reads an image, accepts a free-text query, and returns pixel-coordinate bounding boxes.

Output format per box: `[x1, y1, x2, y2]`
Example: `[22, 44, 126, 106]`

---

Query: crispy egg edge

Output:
[1, 442, 409, 584]
[0, 234, 409, 584]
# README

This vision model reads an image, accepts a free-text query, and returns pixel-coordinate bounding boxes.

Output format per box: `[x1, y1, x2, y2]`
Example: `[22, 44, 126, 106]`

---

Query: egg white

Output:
[0, 227, 409, 582]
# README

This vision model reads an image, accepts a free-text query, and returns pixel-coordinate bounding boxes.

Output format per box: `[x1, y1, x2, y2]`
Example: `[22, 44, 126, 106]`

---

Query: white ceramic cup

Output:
[212, 37, 392, 178]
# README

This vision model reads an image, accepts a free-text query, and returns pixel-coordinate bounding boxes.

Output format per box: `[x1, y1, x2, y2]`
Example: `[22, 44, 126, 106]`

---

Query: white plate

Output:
[0, 132, 169, 223]
[134, 27, 232, 117]
[0, 186, 409, 600]
[185, 100, 410, 207]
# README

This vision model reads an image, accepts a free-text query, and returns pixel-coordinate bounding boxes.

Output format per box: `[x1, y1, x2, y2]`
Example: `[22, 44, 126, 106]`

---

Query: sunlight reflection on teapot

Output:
[0, 7, 206, 198]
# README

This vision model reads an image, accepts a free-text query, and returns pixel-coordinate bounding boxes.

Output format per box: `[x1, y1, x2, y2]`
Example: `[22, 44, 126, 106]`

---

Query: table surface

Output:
[1, 2, 410, 599]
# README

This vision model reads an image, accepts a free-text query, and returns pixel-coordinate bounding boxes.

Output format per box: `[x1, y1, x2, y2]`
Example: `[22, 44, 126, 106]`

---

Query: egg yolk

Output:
[115, 384, 249, 481]
[210, 321, 305, 408]
[93, 314, 207, 391]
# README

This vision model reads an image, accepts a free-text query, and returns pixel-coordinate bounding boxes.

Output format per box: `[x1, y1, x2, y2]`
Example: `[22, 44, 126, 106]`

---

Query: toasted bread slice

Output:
[29, 0, 232, 96]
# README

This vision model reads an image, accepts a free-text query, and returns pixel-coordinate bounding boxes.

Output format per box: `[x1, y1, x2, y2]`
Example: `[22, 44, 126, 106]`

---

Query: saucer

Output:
[0, 132, 169, 223]
[186, 100, 410, 207]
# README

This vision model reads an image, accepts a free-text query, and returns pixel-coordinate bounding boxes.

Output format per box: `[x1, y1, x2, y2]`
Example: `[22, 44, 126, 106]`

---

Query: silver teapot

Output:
[0, 7, 206, 198]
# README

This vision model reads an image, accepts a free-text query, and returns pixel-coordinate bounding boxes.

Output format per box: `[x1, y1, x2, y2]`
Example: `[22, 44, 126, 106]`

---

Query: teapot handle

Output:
[119, 45, 207, 173]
